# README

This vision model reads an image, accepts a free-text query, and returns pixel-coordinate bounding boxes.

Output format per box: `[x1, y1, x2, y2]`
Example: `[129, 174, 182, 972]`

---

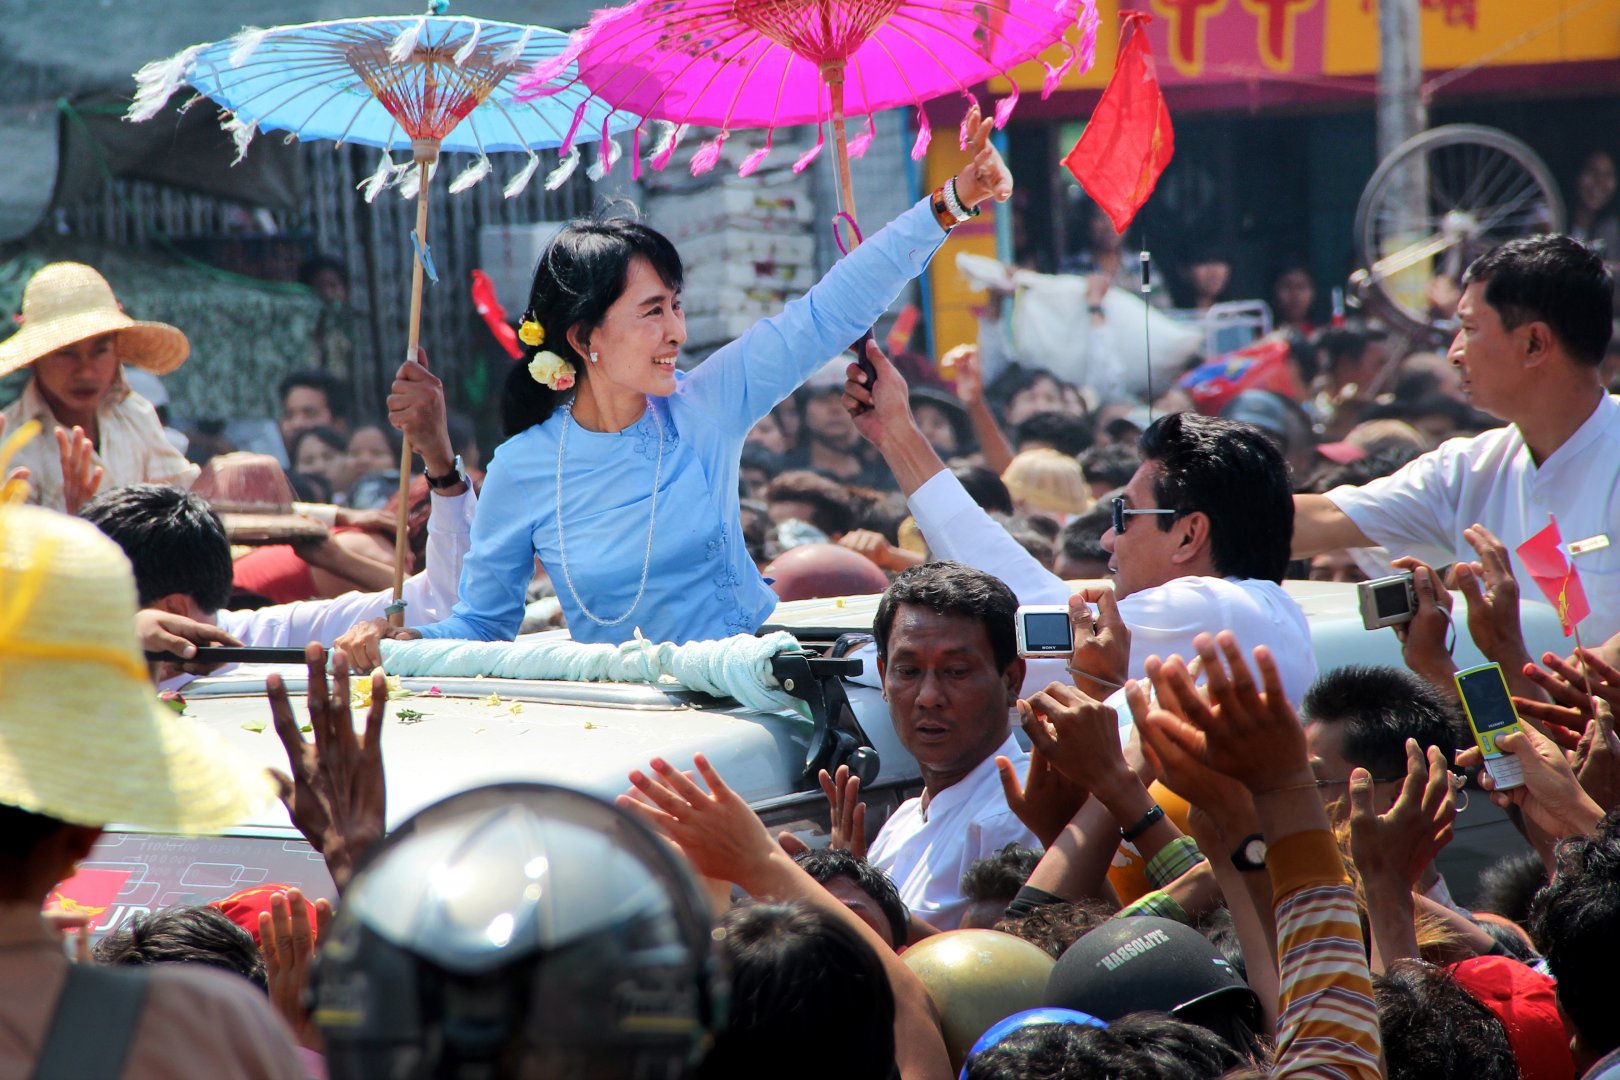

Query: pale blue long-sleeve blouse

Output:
[416, 196, 949, 646]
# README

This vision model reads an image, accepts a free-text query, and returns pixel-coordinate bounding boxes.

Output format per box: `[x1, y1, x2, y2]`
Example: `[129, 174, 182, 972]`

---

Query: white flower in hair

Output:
[528, 350, 576, 392]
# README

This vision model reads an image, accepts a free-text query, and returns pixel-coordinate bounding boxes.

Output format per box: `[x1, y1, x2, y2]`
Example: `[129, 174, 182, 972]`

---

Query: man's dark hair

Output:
[952, 463, 1015, 516]
[277, 369, 350, 423]
[1463, 234, 1614, 366]
[1373, 960, 1518, 1080]
[1137, 412, 1293, 582]
[765, 471, 856, 538]
[696, 902, 895, 1080]
[1301, 665, 1462, 776]
[961, 844, 1042, 906]
[1015, 411, 1093, 457]
[94, 904, 268, 989]
[1529, 809, 1620, 1058]
[993, 899, 1116, 960]
[1060, 503, 1112, 566]
[964, 1012, 1245, 1080]
[79, 485, 233, 613]
[1317, 326, 1388, 375]
[793, 848, 908, 949]
[873, 561, 1019, 671]
[1079, 442, 1141, 492]
[1471, 850, 1548, 928]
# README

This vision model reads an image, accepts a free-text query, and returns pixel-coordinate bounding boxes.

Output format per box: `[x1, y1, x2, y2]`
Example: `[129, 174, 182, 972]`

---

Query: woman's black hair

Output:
[501, 217, 684, 438]
[289, 424, 347, 463]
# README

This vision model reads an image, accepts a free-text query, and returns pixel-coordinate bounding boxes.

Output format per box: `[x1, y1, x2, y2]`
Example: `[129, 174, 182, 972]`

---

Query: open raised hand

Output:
[258, 887, 333, 1051]
[620, 754, 777, 891]
[267, 644, 387, 891]
[54, 425, 104, 515]
[1453, 524, 1531, 671]
[1348, 740, 1457, 891]
[819, 764, 868, 858]
[997, 747, 1088, 849]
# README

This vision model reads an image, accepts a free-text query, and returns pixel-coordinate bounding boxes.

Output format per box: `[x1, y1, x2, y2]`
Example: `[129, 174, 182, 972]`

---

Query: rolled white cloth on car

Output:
[378, 630, 809, 716]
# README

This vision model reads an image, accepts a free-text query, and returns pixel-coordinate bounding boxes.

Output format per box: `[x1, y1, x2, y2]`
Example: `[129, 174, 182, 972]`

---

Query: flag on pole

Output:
[1516, 519, 1591, 637]
[1061, 11, 1173, 235]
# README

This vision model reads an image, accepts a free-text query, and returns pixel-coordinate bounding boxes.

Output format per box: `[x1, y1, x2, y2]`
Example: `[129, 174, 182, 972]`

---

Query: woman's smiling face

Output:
[574, 256, 686, 399]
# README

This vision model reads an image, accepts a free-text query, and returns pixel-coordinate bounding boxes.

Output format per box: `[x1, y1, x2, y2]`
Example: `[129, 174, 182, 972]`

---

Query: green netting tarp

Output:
[0, 240, 319, 421]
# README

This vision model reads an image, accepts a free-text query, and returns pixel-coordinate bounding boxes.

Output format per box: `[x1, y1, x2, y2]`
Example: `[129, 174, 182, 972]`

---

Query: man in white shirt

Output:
[84, 481, 475, 691]
[1293, 235, 1620, 643]
[842, 343, 1316, 705]
[862, 562, 1038, 930]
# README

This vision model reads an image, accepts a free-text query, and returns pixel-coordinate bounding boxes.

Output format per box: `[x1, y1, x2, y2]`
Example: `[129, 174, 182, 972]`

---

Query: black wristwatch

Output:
[1231, 833, 1268, 872]
[424, 454, 466, 491]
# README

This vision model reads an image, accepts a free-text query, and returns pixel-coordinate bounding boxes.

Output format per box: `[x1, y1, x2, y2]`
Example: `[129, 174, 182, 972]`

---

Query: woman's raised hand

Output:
[953, 103, 1014, 208]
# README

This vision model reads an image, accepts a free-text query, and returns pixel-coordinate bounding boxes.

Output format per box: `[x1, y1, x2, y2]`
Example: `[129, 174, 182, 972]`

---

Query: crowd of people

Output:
[2, 119, 1620, 1080]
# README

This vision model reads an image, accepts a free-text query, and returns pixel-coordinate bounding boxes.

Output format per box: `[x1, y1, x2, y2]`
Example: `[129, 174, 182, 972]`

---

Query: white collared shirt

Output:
[1, 376, 198, 511]
[1327, 393, 1620, 642]
[906, 468, 1318, 704]
[867, 733, 1037, 930]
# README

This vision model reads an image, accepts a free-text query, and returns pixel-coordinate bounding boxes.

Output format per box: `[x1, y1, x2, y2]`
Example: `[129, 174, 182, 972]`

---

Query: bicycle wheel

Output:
[1353, 124, 1565, 336]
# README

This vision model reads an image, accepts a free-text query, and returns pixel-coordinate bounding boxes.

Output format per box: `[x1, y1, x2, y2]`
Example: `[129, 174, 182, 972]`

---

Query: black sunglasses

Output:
[1111, 496, 1179, 535]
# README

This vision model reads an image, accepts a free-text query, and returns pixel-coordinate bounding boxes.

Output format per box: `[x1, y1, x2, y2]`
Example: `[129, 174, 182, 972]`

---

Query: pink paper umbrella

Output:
[518, 0, 1097, 235]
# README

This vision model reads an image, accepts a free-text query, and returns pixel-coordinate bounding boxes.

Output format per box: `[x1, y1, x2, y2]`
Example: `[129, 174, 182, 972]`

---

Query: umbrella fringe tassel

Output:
[993, 85, 1019, 128]
[958, 93, 980, 149]
[649, 122, 685, 171]
[847, 116, 876, 160]
[449, 155, 492, 193]
[359, 153, 399, 203]
[496, 27, 534, 66]
[690, 134, 726, 176]
[792, 126, 825, 174]
[631, 126, 645, 180]
[397, 160, 436, 200]
[505, 153, 542, 198]
[389, 18, 427, 64]
[737, 131, 773, 177]
[128, 44, 203, 122]
[911, 110, 932, 160]
[587, 136, 623, 181]
[454, 20, 482, 66]
[224, 115, 257, 165]
[545, 146, 581, 190]
[228, 27, 269, 68]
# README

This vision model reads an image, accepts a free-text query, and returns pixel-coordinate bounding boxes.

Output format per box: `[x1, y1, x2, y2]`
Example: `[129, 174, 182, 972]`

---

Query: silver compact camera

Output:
[1016, 605, 1075, 658]
[1358, 571, 1417, 630]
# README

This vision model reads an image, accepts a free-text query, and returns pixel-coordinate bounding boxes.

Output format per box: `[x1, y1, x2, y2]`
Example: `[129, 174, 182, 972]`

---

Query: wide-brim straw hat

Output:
[193, 452, 329, 545]
[1002, 448, 1094, 518]
[0, 262, 189, 379]
[0, 501, 269, 833]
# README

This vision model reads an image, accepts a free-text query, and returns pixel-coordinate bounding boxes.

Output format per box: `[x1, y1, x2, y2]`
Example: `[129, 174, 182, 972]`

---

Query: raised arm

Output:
[680, 105, 1011, 434]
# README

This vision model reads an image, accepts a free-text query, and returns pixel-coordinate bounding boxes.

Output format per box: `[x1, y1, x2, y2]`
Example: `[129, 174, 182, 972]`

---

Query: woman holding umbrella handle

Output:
[346, 107, 1010, 657]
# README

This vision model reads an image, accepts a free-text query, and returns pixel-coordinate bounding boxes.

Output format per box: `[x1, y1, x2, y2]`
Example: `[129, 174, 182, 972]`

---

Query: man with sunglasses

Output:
[843, 344, 1316, 705]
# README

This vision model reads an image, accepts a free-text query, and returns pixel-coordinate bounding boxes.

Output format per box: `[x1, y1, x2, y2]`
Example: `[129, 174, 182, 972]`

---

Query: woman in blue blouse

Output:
[369, 110, 1010, 649]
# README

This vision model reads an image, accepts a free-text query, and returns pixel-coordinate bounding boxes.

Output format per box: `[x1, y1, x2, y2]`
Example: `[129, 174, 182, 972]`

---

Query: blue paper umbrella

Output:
[128, 11, 643, 199]
[127, 7, 643, 615]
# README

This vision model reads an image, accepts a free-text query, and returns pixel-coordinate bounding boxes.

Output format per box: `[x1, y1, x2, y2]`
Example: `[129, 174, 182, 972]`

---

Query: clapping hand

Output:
[1348, 740, 1457, 891]
[258, 887, 333, 1051]
[819, 764, 868, 858]
[267, 644, 387, 892]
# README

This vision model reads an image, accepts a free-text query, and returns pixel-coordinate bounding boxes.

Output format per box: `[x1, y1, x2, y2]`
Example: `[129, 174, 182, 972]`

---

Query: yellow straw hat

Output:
[0, 441, 268, 831]
[0, 262, 189, 379]
[1001, 448, 1094, 518]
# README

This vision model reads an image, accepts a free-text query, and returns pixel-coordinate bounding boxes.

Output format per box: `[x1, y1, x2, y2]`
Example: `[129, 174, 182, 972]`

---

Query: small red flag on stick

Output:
[1061, 11, 1174, 235]
[1516, 518, 1591, 637]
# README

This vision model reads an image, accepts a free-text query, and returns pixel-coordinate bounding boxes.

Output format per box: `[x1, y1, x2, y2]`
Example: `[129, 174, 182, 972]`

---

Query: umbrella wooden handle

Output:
[823, 61, 860, 243]
[392, 141, 439, 625]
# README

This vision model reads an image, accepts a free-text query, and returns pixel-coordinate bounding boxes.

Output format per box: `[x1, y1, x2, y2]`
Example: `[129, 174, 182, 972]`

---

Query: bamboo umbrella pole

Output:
[822, 60, 860, 246]
[388, 136, 439, 626]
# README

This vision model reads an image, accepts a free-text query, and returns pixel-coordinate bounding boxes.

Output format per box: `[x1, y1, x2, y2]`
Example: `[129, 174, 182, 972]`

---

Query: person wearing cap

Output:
[0, 261, 199, 512]
[1293, 235, 1620, 643]
[0, 496, 302, 1078]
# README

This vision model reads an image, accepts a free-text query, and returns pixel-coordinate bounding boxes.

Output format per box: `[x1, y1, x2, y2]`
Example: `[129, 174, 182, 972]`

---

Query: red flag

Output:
[470, 269, 523, 360]
[1516, 519, 1591, 637]
[45, 868, 132, 933]
[1061, 12, 1174, 235]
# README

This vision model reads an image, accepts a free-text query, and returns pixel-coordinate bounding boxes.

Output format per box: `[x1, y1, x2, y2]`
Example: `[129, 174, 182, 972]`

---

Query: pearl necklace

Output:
[555, 402, 664, 627]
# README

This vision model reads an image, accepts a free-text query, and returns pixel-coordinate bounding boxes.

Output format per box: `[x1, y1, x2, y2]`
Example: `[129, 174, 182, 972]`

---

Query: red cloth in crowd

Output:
[1061, 11, 1174, 235]
[1448, 955, 1576, 1080]
[213, 884, 320, 948]
[232, 544, 318, 604]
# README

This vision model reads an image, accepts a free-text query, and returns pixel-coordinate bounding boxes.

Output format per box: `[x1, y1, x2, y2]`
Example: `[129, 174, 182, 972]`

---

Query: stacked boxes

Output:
[643, 133, 819, 356]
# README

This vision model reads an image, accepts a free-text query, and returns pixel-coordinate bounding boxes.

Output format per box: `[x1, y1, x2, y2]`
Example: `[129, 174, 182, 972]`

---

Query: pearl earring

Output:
[589, 351, 600, 364]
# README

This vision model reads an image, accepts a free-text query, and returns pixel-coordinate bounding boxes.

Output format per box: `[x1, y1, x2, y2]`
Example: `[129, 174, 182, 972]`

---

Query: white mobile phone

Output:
[1454, 662, 1525, 791]
[1016, 605, 1074, 658]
